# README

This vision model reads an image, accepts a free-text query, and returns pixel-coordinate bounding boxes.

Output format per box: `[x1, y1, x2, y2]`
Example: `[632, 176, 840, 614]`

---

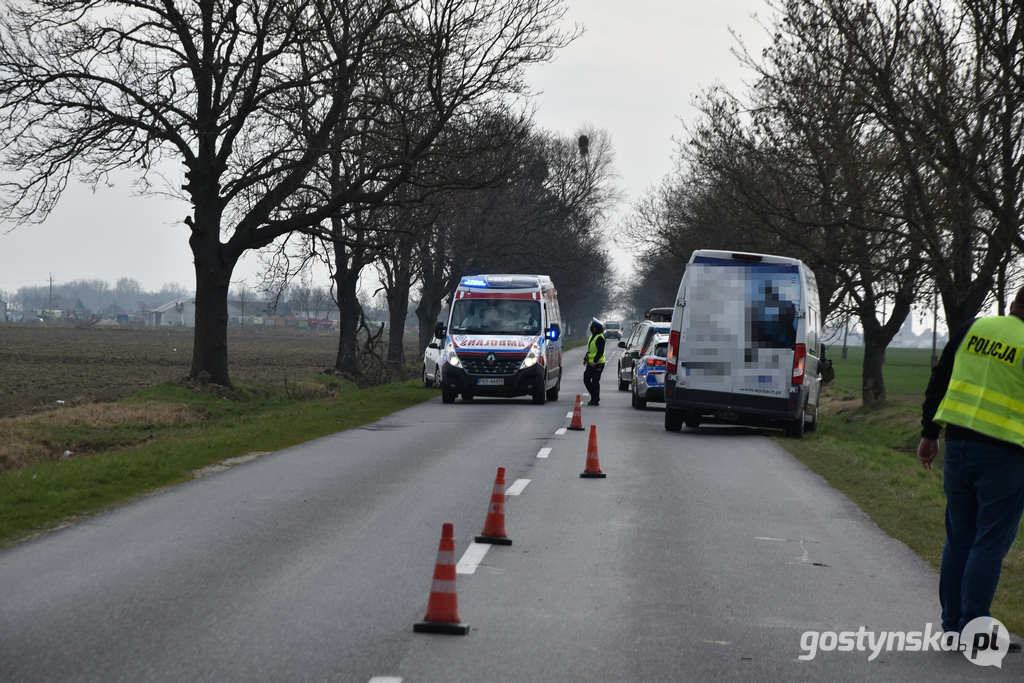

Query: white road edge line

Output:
[506, 478, 530, 495]
[368, 678, 402, 683]
[536, 448, 552, 459]
[456, 542, 491, 575]
[555, 427, 567, 435]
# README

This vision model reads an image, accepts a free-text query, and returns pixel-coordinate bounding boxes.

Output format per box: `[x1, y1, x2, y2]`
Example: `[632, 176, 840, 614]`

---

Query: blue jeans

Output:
[940, 439, 1024, 632]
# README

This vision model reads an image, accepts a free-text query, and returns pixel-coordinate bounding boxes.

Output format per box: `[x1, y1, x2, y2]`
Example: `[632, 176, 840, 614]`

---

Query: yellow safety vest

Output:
[586, 333, 606, 365]
[933, 315, 1024, 448]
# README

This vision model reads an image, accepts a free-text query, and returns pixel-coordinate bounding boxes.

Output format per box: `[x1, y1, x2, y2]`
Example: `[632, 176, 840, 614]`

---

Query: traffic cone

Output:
[413, 522, 470, 635]
[475, 467, 513, 545]
[568, 394, 585, 431]
[580, 425, 607, 478]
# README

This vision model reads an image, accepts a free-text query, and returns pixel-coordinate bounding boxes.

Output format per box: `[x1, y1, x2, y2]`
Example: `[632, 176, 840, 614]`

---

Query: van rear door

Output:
[679, 256, 801, 400]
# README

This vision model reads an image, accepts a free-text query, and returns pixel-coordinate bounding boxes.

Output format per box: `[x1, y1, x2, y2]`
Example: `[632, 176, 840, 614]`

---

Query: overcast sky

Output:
[0, 0, 772, 296]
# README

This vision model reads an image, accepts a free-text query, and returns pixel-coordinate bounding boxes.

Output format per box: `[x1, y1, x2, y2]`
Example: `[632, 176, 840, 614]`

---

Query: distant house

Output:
[0, 300, 7, 322]
[146, 296, 195, 327]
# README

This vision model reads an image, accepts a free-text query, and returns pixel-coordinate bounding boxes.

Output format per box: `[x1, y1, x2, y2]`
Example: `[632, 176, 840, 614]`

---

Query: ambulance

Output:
[436, 274, 563, 404]
[663, 250, 825, 437]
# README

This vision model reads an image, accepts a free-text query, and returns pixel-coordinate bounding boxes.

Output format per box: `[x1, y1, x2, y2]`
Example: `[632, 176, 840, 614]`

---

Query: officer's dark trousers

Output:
[583, 364, 604, 403]
[940, 439, 1024, 632]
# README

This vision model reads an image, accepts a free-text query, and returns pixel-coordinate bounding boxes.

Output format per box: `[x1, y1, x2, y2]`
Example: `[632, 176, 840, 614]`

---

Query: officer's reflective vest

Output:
[934, 315, 1024, 448]
[586, 333, 606, 365]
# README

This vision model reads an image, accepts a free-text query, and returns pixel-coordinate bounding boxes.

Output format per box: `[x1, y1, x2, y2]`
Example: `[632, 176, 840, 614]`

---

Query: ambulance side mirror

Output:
[434, 321, 447, 339]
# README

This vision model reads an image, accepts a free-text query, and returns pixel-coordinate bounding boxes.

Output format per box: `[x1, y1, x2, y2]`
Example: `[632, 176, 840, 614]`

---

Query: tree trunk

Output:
[188, 211, 236, 386]
[861, 328, 888, 406]
[386, 272, 411, 367]
[415, 227, 450, 355]
[332, 237, 366, 378]
[858, 289, 914, 407]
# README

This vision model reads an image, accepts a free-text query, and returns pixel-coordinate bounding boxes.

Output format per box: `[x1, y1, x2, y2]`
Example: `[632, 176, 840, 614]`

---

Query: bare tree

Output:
[0, 0, 576, 385]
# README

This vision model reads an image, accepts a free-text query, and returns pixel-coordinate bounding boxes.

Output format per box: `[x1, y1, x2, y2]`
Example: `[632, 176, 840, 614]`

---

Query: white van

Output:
[436, 274, 563, 404]
[663, 250, 824, 437]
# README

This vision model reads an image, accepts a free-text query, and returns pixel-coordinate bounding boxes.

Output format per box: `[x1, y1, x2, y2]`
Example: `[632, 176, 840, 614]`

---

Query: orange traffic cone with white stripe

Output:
[568, 394, 585, 431]
[413, 522, 470, 635]
[580, 425, 607, 478]
[475, 467, 512, 545]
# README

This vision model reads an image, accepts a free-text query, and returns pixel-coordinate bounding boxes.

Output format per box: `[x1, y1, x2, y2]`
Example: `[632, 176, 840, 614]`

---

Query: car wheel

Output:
[630, 385, 636, 407]
[442, 387, 457, 404]
[422, 366, 431, 388]
[618, 375, 629, 391]
[634, 385, 647, 410]
[665, 406, 683, 432]
[434, 365, 442, 389]
[786, 407, 805, 438]
[546, 376, 560, 401]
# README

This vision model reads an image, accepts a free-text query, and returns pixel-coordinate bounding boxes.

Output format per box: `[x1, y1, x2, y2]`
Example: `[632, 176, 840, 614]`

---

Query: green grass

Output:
[0, 378, 435, 548]
[773, 346, 1024, 634]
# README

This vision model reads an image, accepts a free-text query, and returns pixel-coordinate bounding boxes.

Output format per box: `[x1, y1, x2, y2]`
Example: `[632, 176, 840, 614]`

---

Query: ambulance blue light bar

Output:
[461, 275, 541, 289]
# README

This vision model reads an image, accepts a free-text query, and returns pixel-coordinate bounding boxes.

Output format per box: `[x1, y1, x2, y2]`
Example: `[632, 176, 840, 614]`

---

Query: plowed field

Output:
[0, 324, 344, 418]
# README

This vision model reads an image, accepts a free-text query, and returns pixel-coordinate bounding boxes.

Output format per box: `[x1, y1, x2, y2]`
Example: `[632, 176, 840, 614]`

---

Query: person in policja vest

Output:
[919, 286, 1024, 650]
[583, 318, 606, 406]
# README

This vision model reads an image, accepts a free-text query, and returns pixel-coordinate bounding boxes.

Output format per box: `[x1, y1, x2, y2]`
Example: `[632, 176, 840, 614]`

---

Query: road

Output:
[0, 346, 1018, 682]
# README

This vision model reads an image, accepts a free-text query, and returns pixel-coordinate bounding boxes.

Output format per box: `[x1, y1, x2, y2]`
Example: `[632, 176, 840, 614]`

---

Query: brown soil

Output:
[0, 324, 345, 418]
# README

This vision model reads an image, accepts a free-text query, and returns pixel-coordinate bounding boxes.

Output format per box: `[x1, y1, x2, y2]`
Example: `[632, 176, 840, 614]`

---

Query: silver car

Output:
[616, 321, 671, 391]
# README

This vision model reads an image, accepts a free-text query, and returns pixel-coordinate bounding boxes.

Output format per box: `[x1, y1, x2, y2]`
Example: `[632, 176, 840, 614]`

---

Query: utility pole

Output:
[48, 274, 53, 322]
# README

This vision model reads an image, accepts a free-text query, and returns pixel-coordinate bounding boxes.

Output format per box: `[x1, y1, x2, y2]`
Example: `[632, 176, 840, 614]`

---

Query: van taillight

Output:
[792, 344, 806, 385]
[667, 330, 679, 373]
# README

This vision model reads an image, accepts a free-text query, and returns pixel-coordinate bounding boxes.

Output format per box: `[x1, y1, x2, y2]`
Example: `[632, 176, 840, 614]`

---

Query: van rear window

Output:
[689, 258, 800, 350]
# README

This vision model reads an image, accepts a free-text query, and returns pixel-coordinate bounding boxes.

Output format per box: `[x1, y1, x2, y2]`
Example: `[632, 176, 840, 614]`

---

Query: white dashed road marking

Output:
[456, 542, 491, 575]
[536, 448, 551, 459]
[505, 479, 530, 495]
[555, 427, 566, 435]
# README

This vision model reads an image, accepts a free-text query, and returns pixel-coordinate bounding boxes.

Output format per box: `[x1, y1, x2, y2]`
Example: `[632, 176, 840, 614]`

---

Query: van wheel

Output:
[684, 411, 701, 429]
[806, 406, 818, 433]
[665, 407, 684, 432]
[546, 377, 560, 401]
[786, 408, 805, 438]
[463, 393, 474, 401]
[532, 387, 546, 405]
[442, 387, 457, 404]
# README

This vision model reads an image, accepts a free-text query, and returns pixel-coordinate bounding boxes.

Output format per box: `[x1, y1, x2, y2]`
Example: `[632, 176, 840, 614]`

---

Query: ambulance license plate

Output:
[477, 378, 504, 386]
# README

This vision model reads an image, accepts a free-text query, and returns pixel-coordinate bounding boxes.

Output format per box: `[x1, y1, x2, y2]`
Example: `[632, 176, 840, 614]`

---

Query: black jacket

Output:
[921, 313, 1024, 454]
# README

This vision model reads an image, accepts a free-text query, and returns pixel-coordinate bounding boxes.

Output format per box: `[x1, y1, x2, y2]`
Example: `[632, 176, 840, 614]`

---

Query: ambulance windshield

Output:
[451, 299, 541, 335]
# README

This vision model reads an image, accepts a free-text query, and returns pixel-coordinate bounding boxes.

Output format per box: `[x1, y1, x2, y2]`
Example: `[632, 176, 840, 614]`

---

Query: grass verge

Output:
[772, 346, 1024, 634]
[0, 377, 437, 549]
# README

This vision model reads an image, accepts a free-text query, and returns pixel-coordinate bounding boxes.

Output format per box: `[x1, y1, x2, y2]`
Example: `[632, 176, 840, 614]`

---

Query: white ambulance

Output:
[663, 250, 825, 437]
[435, 274, 563, 404]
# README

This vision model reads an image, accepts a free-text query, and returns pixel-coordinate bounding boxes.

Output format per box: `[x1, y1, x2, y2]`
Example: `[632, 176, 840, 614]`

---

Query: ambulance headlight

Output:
[444, 340, 461, 368]
[520, 342, 543, 369]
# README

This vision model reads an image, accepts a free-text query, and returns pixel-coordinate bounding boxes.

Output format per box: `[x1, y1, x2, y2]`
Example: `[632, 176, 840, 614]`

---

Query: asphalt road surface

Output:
[1, 346, 1019, 682]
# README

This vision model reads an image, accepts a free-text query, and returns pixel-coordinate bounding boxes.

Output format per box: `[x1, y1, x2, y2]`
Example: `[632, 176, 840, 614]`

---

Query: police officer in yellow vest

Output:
[919, 286, 1024, 646]
[583, 318, 606, 406]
